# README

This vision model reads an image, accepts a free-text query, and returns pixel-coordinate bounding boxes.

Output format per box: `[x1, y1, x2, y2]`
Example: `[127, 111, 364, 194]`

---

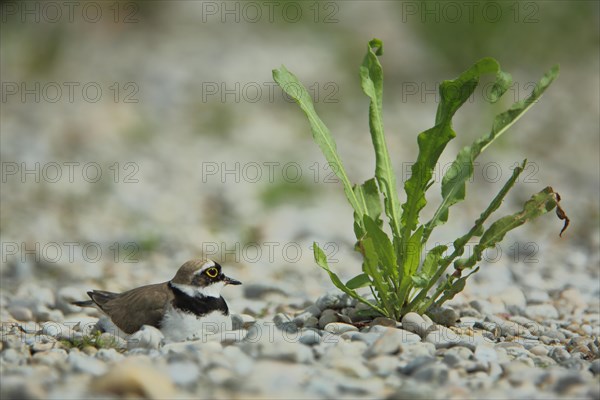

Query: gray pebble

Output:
[525, 304, 559, 320]
[401, 312, 432, 338]
[8, 306, 33, 321]
[364, 328, 420, 358]
[299, 329, 322, 346]
[243, 283, 287, 299]
[548, 347, 571, 364]
[412, 362, 450, 385]
[589, 359, 600, 375]
[67, 352, 107, 376]
[32, 349, 68, 366]
[167, 361, 200, 387]
[424, 326, 466, 349]
[324, 322, 358, 334]
[318, 309, 339, 329]
[474, 344, 498, 363]
[316, 292, 354, 310]
[95, 348, 125, 363]
[427, 306, 459, 326]
[2, 348, 29, 365]
[486, 315, 532, 337]
[127, 325, 164, 350]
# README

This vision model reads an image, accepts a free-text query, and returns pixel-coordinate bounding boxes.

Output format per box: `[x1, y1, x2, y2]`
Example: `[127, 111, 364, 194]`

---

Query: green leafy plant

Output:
[273, 39, 569, 320]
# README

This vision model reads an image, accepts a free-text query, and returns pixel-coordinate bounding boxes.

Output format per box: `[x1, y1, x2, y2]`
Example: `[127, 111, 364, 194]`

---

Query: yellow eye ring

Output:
[205, 267, 218, 278]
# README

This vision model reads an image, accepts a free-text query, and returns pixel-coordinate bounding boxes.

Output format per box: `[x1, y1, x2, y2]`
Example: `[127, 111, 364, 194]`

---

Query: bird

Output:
[72, 259, 241, 342]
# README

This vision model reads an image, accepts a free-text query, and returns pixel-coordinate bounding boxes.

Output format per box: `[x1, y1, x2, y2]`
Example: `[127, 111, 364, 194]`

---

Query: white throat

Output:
[171, 281, 226, 298]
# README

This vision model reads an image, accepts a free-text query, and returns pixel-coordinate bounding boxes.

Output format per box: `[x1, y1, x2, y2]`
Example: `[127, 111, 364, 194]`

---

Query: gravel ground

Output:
[1, 2, 599, 399]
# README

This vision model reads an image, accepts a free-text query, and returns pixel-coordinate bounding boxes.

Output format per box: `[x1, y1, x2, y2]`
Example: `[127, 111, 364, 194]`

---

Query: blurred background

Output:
[1, 1, 598, 306]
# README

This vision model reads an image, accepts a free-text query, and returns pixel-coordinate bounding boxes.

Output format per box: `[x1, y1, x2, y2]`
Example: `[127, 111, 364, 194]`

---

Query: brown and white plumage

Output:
[72, 259, 241, 340]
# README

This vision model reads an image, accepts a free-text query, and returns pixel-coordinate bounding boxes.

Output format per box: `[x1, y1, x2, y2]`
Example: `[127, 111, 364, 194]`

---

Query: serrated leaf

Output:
[363, 215, 397, 280]
[354, 178, 383, 235]
[346, 273, 371, 289]
[273, 66, 365, 224]
[400, 58, 510, 263]
[359, 39, 403, 241]
[422, 65, 559, 243]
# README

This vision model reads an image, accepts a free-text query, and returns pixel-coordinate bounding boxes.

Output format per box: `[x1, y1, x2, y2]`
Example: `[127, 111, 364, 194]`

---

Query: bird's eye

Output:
[205, 267, 219, 278]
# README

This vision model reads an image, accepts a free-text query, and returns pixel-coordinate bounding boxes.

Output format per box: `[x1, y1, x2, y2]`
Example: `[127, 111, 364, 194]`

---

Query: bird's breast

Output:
[160, 305, 232, 342]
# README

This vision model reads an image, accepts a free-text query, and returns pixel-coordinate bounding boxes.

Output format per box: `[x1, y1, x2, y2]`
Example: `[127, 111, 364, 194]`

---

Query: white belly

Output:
[160, 306, 232, 342]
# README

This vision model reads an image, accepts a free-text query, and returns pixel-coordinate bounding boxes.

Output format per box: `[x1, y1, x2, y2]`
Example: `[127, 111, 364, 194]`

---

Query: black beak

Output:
[222, 274, 242, 285]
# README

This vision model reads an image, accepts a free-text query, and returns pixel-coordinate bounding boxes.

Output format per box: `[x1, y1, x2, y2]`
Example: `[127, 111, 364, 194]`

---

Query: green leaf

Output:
[353, 178, 383, 237]
[363, 215, 397, 280]
[273, 66, 365, 223]
[422, 65, 559, 243]
[397, 226, 424, 305]
[434, 267, 480, 308]
[313, 242, 386, 315]
[346, 273, 371, 289]
[359, 39, 403, 241]
[400, 58, 510, 258]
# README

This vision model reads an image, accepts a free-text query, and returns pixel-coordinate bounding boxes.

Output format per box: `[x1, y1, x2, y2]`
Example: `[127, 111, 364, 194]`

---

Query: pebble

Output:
[127, 325, 164, 350]
[525, 304, 560, 320]
[243, 283, 287, 299]
[167, 361, 200, 387]
[486, 315, 532, 337]
[299, 329, 322, 346]
[412, 362, 450, 385]
[548, 347, 571, 364]
[324, 322, 358, 334]
[424, 326, 466, 349]
[315, 293, 354, 310]
[318, 309, 339, 329]
[95, 348, 125, 363]
[8, 306, 33, 321]
[589, 359, 600, 375]
[364, 328, 421, 358]
[401, 312, 432, 338]
[91, 358, 177, 398]
[474, 344, 497, 364]
[427, 306, 459, 326]
[32, 349, 68, 366]
[68, 352, 107, 376]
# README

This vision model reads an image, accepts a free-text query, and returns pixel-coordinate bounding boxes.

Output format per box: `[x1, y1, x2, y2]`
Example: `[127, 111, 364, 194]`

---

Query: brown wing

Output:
[89, 283, 173, 334]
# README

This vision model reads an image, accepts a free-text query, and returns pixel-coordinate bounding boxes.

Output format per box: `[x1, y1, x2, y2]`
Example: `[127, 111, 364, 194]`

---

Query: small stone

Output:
[315, 293, 344, 310]
[424, 326, 462, 349]
[293, 305, 321, 327]
[8, 306, 33, 321]
[548, 347, 571, 364]
[525, 304, 559, 321]
[32, 349, 68, 366]
[589, 359, 600, 375]
[243, 283, 286, 299]
[340, 331, 379, 347]
[299, 329, 322, 346]
[127, 325, 164, 350]
[370, 317, 397, 327]
[412, 362, 450, 385]
[1, 348, 29, 365]
[318, 309, 339, 329]
[470, 300, 493, 315]
[427, 307, 459, 326]
[68, 352, 107, 376]
[91, 358, 177, 398]
[95, 348, 124, 363]
[232, 313, 256, 330]
[496, 287, 527, 309]
[324, 322, 358, 334]
[167, 361, 200, 387]
[529, 345, 549, 356]
[364, 328, 420, 358]
[524, 289, 550, 305]
[82, 346, 98, 356]
[474, 344, 498, 364]
[402, 312, 432, 338]
[366, 355, 400, 377]
[486, 316, 531, 337]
